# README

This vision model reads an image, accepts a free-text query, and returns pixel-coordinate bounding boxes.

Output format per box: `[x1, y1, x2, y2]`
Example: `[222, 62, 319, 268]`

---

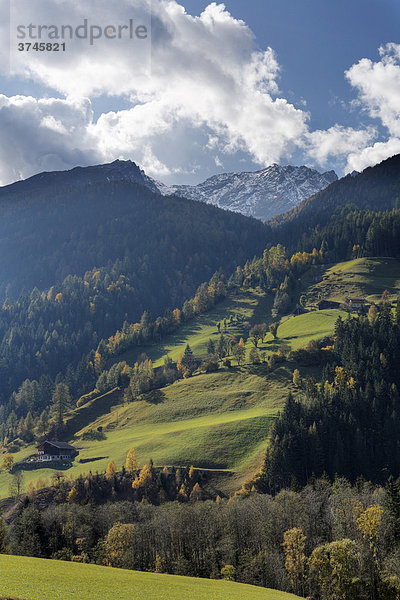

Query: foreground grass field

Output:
[0, 555, 301, 600]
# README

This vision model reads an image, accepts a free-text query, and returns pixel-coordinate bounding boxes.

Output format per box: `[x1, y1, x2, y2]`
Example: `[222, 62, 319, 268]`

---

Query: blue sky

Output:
[0, 0, 399, 185]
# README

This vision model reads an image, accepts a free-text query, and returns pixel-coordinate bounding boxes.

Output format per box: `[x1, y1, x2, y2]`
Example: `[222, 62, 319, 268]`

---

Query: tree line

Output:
[259, 298, 400, 493]
[4, 471, 400, 599]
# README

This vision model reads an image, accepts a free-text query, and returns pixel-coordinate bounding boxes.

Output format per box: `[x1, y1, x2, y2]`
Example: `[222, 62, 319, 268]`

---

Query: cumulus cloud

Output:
[343, 43, 400, 171]
[0, 0, 308, 183]
[346, 137, 400, 174]
[0, 95, 101, 184]
[305, 125, 377, 169]
[0, 1, 399, 184]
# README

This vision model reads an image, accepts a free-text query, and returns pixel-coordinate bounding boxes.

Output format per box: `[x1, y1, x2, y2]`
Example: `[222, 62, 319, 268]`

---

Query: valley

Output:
[2, 256, 397, 500]
[0, 155, 399, 598]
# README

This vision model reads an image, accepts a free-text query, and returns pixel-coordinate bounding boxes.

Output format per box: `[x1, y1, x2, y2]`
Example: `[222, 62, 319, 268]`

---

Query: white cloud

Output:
[305, 125, 377, 170]
[346, 137, 400, 174]
[0, 2, 399, 184]
[0, 95, 101, 184]
[346, 43, 400, 137]
[342, 43, 400, 171]
[0, 0, 308, 183]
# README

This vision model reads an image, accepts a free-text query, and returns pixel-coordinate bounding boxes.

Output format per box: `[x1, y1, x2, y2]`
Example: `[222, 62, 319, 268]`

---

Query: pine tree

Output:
[37, 410, 49, 437]
[207, 338, 215, 355]
[181, 344, 196, 375]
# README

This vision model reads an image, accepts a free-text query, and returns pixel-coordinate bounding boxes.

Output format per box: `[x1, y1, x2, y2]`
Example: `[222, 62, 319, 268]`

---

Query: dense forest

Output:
[260, 300, 400, 492]
[0, 179, 266, 301]
[269, 154, 400, 257]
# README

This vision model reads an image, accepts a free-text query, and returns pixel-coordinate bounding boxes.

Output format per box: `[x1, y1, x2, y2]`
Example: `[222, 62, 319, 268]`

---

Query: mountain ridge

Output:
[270, 153, 400, 229]
[158, 163, 338, 221]
[0, 159, 160, 198]
[0, 160, 337, 222]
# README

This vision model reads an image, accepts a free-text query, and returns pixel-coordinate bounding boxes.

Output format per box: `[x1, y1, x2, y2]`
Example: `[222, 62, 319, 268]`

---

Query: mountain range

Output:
[158, 164, 338, 221]
[2, 160, 337, 223]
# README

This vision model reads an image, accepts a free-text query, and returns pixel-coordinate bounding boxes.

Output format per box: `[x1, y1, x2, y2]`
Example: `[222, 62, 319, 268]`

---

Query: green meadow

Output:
[304, 257, 400, 306]
[112, 288, 273, 367]
[0, 364, 296, 497]
[2, 259, 394, 498]
[0, 554, 302, 600]
[264, 309, 346, 351]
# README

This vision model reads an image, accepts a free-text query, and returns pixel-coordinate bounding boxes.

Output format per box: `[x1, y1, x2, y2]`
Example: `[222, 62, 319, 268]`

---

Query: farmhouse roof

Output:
[37, 441, 76, 450]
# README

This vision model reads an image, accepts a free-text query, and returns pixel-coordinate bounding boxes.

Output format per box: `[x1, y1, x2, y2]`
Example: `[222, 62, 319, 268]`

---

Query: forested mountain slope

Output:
[0, 177, 266, 301]
[270, 153, 400, 252]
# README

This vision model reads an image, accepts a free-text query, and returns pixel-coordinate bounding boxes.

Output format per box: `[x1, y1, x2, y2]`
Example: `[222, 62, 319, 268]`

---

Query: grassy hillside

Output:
[303, 257, 400, 306]
[2, 258, 395, 499]
[266, 309, 346, 351]
[0, 364, 297, 497]
[112, 288, 272, 368]
[0, 554, 301, 600]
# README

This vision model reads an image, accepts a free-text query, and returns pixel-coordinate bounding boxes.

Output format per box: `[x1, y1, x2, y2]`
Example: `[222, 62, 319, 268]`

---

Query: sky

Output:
[0, 0, 399, 186]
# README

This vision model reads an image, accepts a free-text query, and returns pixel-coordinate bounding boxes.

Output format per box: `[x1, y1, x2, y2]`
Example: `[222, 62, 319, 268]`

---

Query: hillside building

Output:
[346, 296, 367, 309]
[36, 441, 78, 462]
[317, 299, 341, 310]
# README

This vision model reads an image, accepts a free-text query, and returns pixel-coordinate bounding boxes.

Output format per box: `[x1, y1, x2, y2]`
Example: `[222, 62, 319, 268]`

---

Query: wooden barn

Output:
[36, 441, 78, 462]
[317, 299, 341, 310]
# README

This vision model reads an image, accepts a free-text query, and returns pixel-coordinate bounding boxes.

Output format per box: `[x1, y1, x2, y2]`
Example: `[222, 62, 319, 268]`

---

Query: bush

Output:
[200, 356, 219, 373]
[221, 564, 236, 581]
[80, 429, 106, 441]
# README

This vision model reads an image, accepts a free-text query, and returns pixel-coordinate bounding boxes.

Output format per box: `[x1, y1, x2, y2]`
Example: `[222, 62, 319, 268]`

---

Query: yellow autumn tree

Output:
[172, 308, 181, 325]
[293, 369, 301, 387]
[154, 553, 164, 573]
[125, 447, 138, 472]
[1, 454, 13, 471]
[356, 504, 384, 558]
[176, 353, 185, 378]
[177, 483, 188, 503]
[188, 465, 196, 481]
[105, 460, 117, 480]
[189, 482, 203, 502]
[67, 486, 79, 503]
[282, 527, 307, 597]
[132, 463, 158, 503]
[103, 522, 135, 568]
[94, 351, 105, 376]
